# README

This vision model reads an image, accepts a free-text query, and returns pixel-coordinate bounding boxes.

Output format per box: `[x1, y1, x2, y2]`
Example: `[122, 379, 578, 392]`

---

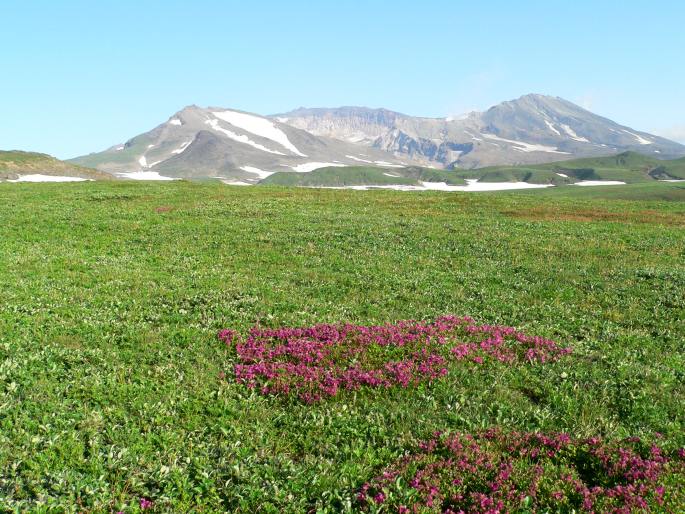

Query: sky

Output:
[2, 0, 684, 159]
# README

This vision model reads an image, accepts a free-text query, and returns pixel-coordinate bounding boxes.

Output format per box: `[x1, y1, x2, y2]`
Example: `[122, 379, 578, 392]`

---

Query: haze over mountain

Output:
[68, 94, 685, 182]
[275, 94, 685, 169]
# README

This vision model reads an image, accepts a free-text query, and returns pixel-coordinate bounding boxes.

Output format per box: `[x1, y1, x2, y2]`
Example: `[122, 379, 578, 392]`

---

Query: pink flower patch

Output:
[218, 316, 571, 402]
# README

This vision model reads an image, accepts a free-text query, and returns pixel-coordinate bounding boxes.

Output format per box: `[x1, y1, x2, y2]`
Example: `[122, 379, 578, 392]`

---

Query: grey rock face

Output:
[70, 106, 418, 181]
[274, 95, 685, 169]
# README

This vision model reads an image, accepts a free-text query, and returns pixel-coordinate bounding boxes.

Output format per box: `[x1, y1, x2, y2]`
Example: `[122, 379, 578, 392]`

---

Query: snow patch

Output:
[346, 155, 373, 163]
[171, 141, 192, 155]
[205, 119, 286, 155]
[240, 166, 274, 179]
[212, 111, 307, 156]
[312, 179, 553, 192]
[383, 172, 401, 177]
[8, 174, 90, 183]
[375, 161, 405, 167]
[169, 118, 182, 126]
[559, 124, 590, 143]
[544, 120, 561, 136]
[624, 130, 652, 145]
[290, 162, 347, 173]
[138, 155, 148, 168]
[573, 180, 626, 186]
[481, 133, 570, 154]
[118, 171, 175, 181]
[346, 134, 370, 143]
[556, 172, 569, 178]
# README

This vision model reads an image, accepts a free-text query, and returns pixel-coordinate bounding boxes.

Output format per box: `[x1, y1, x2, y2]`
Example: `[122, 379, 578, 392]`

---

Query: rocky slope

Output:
[273, 94, 685, 169]
[70, 106, 417, 182]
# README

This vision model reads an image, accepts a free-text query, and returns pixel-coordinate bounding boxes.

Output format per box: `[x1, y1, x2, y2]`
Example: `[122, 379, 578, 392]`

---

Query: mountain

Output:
[0, 151, 111, 182]
[70, 106, 416, 182]
[258, 152, 685, 190]
[273, 94, 685, 169]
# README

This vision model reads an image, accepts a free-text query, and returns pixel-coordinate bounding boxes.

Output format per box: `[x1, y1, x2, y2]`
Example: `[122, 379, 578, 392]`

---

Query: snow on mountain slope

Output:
[274, 95, 685, 169]
[212, 111, 307, 156]
[69, 105, 415, 181]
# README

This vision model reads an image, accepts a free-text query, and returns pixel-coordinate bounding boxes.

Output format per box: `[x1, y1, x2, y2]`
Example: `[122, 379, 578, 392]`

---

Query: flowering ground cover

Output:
[0, 181, 684, 511]
[219, 316, 572, 402]
[358, 429, 685, 513]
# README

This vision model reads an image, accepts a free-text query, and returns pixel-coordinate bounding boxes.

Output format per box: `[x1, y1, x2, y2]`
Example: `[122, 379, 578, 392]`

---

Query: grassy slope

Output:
[261, 166, 467, 187]
[0, 181, 683, 511]
[261, 153, 685, 188]
[456, 151, 685, 183]
[0, 150, 113, 180]
[68, 134, 155, 169]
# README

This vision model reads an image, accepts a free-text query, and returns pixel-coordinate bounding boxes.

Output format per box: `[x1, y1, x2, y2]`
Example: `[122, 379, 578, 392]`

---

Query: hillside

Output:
[261, 165, 467, 187]
[257, 152, 685, 189]
[0, 150, 112, 181]
[457, 151, 685, 183]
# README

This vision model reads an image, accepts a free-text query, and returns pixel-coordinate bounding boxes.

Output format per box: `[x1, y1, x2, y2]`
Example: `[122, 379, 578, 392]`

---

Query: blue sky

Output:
[2, 0, 684, 159]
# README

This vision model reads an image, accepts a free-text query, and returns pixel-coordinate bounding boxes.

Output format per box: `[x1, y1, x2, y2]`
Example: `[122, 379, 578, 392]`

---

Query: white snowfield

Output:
[560, 124, 590, 143]
[212, 111, 307, 157]
[171, 141, 193, 155]
[118, 171, 175, 181]
[7, 174, 90, 182]
[221, 180, 252, 186]
[169, 118, 182, 126]
[289, 162, 347, 173]
[240, 166, 274, 180]
[311, 180, 552, 192]
[573, 180, 626, 186]
[556, 172, 569, 178]
[481, 133, 569, 154]
[138, 155, 148, 168]
[205, 119, 286, 155]
[374, 161, 405, 167]
[624, 130, 652, 145]
[345, 155, 373, 163]
[544, 120, 561, 136]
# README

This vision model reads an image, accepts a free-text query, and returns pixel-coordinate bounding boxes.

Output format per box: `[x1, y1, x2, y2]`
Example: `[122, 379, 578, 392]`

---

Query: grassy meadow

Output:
[0, 181, 684, 512]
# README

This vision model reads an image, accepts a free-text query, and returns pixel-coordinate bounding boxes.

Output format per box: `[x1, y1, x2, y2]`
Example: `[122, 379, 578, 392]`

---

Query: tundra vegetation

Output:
[0, 181, 683, 512]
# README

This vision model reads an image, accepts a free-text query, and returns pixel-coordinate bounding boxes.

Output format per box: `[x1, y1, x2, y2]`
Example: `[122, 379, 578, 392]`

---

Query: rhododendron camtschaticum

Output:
[217, 315, 571, 402]
[357, 429, 685, 513]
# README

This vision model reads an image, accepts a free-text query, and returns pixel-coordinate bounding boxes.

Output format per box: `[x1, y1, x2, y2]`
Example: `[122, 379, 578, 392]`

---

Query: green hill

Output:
[259, 153, 685, 189]
[456, 151, 685, 183]
[0, 150, 113, 181]
[260, 165, 467, 187]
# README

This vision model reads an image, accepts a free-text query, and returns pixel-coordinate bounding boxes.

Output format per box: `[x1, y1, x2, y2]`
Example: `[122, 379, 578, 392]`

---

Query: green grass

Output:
[261, 165, 467, 187]
[455, 151, 685, 183]
[0, 150, 111, 181]
[0, 181, 684, 512]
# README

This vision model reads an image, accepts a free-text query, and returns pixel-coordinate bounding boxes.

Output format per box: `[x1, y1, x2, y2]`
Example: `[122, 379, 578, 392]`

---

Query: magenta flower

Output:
[357, 430, 685, 513]
[217, 315, 572, 402]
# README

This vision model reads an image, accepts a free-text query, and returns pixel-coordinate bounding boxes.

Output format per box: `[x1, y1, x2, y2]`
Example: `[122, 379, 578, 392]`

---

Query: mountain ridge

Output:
[273, 94, 685, 169]
[67, 95, 685, 182]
